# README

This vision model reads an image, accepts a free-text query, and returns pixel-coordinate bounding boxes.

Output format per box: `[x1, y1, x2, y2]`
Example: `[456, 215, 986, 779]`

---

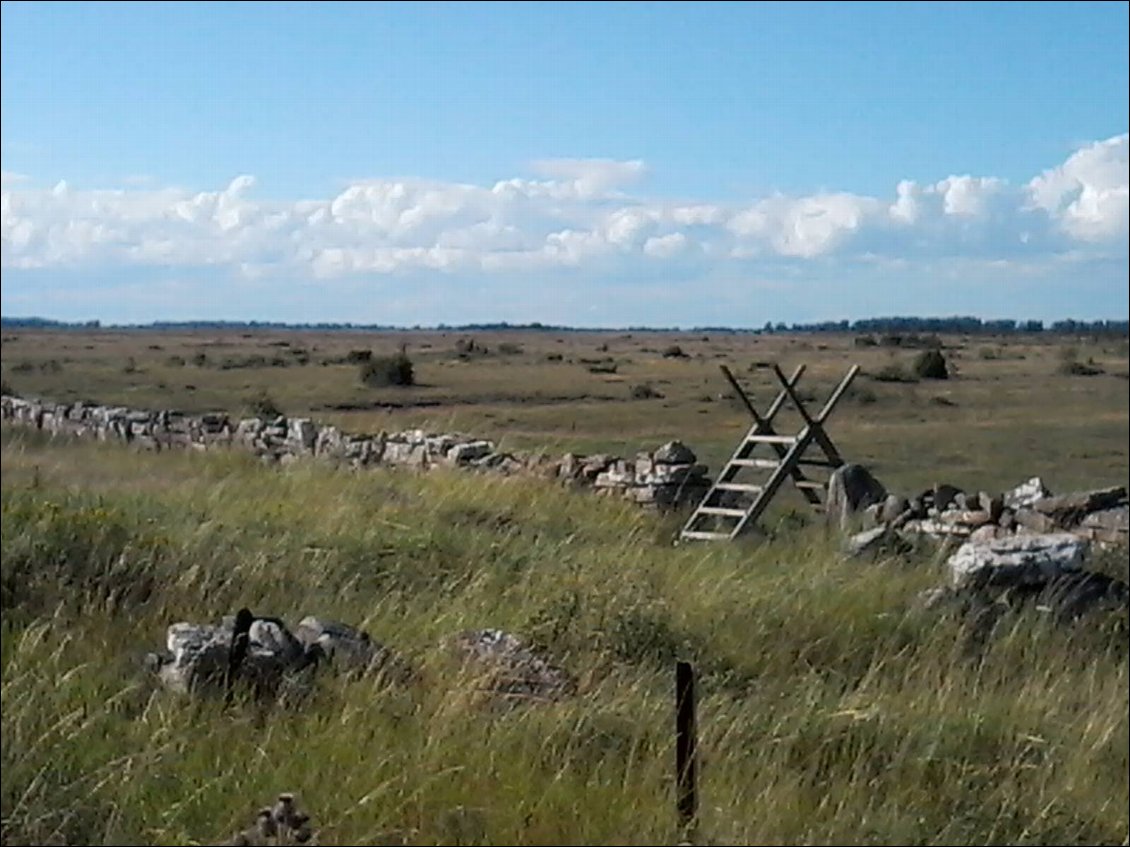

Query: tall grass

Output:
[1, 427, 1126, 845]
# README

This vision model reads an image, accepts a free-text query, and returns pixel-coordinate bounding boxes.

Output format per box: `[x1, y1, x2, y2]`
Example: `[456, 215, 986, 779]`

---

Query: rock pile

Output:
[837, 467, 1129, 552]
[218, 792, 313, 846]
[145, 610, 575, 709]
[1, 394, 711, 510]
[144, 609, 408, 701]
[831, 465, 1130, 629]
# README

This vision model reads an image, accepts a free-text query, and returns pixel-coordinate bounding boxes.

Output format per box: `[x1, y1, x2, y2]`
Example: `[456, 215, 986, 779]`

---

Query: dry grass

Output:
[1, 429, 1127, 845]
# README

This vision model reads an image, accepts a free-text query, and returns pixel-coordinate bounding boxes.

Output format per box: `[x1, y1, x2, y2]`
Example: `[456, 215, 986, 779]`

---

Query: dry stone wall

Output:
[0, 394, 711, 509]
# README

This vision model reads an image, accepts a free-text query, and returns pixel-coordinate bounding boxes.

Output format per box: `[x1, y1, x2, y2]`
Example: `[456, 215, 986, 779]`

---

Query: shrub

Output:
[629, 382, 663, 399]
[497, 342, 523, 355]
[848, 386, 878, 404]
[912, 349, 949, 380]
[662, 344, 688, 359]
[545, 353, 564, 362]
[191, 352, 209, 367]
[588, 363, 618, 374]
[165, 354, 187, 367]
[853, 335, 878, 347]
[360, 350, 415, 387]
[0, 379, 15, 396]
[454, 337, 487, 358]
[1060, 360, 1105, 377]
[345, 349, 372, 364]
[122, 357, 139, 374]
[244, 389, 283, 419]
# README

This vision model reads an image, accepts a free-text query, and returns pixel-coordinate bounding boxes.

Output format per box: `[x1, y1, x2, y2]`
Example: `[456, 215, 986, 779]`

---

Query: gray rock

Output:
[877, 494, 910, 524]
[1077, 505, 1130, 544]
[844, 526, 889, 557]
[1003, 476, 1051, 509]
[653, 441, 697, 465]
[293, 616, 412, 681]
[287, 418, 317, 451]
[826, 464, 887, 530]
[448, 440, 494, 465]
[1013, 508, 1059, 534]
[1033, 486, 1127, 520]
[946, 532, 1089, 591]
[449, 629, 576, 702]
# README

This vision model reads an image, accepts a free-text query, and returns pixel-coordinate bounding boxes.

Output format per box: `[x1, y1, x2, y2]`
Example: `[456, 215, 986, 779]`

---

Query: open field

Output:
[2, 427, 1128, 846]
[3, 327, 1129, 495]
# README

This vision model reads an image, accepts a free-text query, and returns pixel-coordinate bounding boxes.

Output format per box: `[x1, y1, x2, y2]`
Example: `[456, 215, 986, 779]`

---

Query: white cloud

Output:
[1, 141, 1127, 280]
[1028, 134, 1129, 241]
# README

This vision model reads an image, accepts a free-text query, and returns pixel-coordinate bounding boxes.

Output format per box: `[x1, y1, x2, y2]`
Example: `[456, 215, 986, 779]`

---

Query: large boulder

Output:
[826, 464, 887, 530]
[946, 532, 1089, 591]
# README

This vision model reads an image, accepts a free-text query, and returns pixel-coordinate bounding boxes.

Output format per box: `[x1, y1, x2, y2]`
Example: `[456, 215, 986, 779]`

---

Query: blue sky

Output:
[2, 1, 1127, 326]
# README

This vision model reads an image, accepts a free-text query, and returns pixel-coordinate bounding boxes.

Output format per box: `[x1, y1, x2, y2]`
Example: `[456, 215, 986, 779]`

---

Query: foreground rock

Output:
[146, 610, 409, 700]
[449, 629, 576, 703]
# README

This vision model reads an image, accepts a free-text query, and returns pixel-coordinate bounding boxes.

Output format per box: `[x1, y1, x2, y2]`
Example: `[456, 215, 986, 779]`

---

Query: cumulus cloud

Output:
[2, 141, 1127, 279]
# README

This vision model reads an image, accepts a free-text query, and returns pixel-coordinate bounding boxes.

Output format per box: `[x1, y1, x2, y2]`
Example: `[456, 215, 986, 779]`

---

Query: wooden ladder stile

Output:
[679, 363, 859, 542]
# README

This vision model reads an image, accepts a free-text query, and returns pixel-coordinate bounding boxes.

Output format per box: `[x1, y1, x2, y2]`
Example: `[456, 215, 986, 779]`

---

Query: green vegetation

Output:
[360, 350, 416, 388]
[1, 429, 1126, 845]
[913, 349, 949, 380]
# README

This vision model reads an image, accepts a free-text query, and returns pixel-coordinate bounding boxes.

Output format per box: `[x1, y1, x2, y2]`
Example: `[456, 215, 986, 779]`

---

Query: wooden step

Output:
[744, 434, 798, 445]
[794, 480, 826, 491]
[695, 506, 748, 518]
[680, 530, 731, 541]
[730, 458, 778, 469]
[797, 458, 839, 468]
[713, 482, 763, 493]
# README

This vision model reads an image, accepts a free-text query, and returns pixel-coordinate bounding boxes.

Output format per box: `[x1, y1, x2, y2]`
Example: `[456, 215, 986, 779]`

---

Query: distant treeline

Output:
[1, 315, 1127, 335]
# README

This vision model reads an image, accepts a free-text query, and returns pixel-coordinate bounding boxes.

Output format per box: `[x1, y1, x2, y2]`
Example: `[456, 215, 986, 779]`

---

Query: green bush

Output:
[913, 349, 949, 380]
[662, 344, 688, 359]
[360, 350, 415, 387]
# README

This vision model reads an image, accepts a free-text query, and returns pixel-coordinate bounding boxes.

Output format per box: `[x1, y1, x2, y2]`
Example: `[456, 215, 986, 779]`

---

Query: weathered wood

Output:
[681, 362, 858, 542]
[676, 661, 698, 833]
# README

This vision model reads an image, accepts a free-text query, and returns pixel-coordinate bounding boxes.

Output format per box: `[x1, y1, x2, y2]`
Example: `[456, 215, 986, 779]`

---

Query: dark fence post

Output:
[676, 660, 698, 836]
[225, 607, 254, 703]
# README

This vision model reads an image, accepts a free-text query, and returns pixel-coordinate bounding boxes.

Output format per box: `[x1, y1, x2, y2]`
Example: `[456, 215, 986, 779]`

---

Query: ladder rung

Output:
[794, 480, 825, 491]
[745, 434, 798, 445]
[730, 458, 778, 469]
[696, 507, 748, 518]
[714, 483, 763, 493]
[680, 531, 731, 541]
[797, 458, 838, 467]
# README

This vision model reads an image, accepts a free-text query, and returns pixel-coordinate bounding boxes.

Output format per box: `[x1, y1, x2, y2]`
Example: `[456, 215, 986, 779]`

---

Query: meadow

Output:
[2, 327, 1128, 845]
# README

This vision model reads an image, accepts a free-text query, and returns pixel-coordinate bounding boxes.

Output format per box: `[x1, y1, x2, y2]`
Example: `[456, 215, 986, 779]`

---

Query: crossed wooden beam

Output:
[680, 362, 860, 541]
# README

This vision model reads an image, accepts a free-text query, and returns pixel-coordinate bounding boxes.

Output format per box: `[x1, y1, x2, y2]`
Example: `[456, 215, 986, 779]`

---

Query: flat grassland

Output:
[4, 327, 1129, 492]
[2, 328, 1128, 846]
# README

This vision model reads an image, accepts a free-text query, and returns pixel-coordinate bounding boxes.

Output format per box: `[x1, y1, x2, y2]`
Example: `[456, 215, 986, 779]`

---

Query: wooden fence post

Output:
[676, 660, 698, 835]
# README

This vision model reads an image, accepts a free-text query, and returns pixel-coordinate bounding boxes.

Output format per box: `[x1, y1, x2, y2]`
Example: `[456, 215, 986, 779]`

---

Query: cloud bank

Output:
[2, 135, 1126, 280]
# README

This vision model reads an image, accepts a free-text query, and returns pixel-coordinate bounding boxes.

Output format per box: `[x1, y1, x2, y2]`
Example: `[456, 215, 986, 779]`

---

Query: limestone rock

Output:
[1032, 486, 1127, 521]
[826, 464, 887, 530]
[653, 441, 696, 465]
[449, 629, 576, 702]
[1003, 476, 1051, 509]
[293, 616, 412, 681]
[448, 440, 494, 465]
[946, 532, 1089, 591]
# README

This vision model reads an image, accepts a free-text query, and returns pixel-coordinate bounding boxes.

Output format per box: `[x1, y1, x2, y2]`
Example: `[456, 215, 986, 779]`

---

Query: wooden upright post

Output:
[676, 660, 698, 834]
